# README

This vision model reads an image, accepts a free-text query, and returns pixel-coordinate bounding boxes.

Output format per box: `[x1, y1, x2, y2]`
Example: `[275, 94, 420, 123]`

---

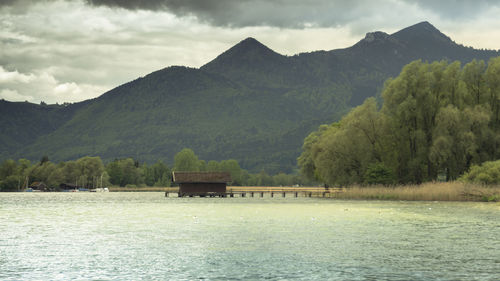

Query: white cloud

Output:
[0, 66, 106, 103]
[54, 82, 82, 96]
[0, 66, 35, 83]
[437, 6, 500, 50]
[0, 88, 33, 101]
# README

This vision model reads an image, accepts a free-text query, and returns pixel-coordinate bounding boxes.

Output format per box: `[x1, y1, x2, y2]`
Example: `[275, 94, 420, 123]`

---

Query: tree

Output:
[174, 148, 200, 171]
[441, 61, 467, 108]
[76, 156, 107, 188]
[47, 168, 65, 189]
[17, 159, 31, 176]
[0, 175, 20, 191]
[40, 155, 49, 165]
[26, 161, 57, 184]
[143, 160, 171, 186]
[143, 163, 155, 186]
[106, 160, 123, 186]
[462, 59, 486, 105]
[61, 160, 81, 185]
[0, 159, 17, 179]
[220, 159, 242, 185]
[198, 160, 207, 171]
[0, 159, 23, 191]
[297, 124, 328, 182]
[430, 105, 489, 180]
[301, 98, 388, 186]
[273, 172, 294, 186]
[207, 160, 220, 171]
[381, 60, 449, 183]
[257, 170, 273, 186]
[363, 163, 395, 185]
[485, 57, 500, 128]
[106, 158, 142, 187]
[155, 172, 171, 187]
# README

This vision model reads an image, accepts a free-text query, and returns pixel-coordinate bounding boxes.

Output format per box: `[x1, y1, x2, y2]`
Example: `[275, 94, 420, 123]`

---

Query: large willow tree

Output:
[299, 57, 500, 185]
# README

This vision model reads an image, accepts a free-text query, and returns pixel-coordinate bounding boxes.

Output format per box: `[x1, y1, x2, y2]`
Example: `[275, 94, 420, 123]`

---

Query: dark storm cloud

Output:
[405, 0, 500, 19]
[86, 0, 167, 10]
[86, 0, 351, 28]
[2, 0, 499, 28]
[0, 0, 17, 6]
[86, 0, 500, 27]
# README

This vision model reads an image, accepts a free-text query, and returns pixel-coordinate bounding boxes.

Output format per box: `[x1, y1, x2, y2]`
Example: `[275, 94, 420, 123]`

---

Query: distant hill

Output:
[1, 22, 499, 173]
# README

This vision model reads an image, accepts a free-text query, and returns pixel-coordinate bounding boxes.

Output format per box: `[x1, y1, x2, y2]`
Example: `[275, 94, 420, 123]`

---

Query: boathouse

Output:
[173, 171, 231, 197]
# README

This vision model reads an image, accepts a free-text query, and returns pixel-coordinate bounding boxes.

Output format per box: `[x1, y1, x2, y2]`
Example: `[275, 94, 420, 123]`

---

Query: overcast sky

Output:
[1, 0, 500, 104]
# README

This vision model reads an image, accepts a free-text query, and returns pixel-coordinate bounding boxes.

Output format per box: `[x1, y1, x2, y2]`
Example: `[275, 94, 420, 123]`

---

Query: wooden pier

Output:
[164, 186, 343, 198]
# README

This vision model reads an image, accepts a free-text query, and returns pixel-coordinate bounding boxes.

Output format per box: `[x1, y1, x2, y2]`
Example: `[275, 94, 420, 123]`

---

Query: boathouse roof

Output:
[172, 171, 232, 183]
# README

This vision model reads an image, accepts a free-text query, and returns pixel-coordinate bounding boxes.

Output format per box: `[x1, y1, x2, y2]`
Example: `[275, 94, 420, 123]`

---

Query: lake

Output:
[1, 193, 499, 280]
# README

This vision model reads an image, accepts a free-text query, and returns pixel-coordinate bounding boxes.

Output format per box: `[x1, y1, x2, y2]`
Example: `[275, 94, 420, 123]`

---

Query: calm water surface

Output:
[1, 193, 499, 280]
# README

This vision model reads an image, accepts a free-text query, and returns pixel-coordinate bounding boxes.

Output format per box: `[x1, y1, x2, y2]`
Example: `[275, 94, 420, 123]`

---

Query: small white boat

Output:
[90, 187, 109, 192]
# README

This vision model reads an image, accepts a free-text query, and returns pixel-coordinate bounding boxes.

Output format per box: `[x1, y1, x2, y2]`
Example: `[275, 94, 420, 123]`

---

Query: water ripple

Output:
[1, 193, 499, 280]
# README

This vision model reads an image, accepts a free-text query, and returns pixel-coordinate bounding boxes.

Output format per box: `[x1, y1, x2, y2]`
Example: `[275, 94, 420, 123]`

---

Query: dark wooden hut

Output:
[173, 171, 231, 197]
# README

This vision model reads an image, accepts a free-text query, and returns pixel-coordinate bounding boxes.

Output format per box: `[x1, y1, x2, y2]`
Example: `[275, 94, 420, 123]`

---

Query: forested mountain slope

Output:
[1, 22, 498, 173]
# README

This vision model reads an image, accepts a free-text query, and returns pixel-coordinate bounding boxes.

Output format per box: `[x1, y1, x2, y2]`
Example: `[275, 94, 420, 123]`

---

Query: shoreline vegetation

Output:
[108, 182, 500, 202]
[329, 182, 500, 202]
[299, 58, 500, 187]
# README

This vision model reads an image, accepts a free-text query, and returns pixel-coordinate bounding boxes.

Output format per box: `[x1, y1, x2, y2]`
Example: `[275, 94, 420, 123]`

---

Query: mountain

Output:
[1, 22, 499, 173]
[201, 37, 291, 88]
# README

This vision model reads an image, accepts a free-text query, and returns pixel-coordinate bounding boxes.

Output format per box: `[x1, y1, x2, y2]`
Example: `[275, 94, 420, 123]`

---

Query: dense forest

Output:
[0, 148, 313, 191]
[299, 57, 500, 185]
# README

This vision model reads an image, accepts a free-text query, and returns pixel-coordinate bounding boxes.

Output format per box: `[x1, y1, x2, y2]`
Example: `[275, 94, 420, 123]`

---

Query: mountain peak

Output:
[403, 21, 442, 35]
[221, 37, 279, 57]
[391, 21, 452, 44]
[201, 37, 284, 72]
[240, 37, 261, 45]
[413, 21, 436, 29]
[363, 31, 390, 42]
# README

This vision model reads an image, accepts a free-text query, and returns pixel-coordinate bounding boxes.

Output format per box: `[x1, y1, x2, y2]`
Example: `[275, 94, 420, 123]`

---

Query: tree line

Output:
[299, 57, 500, 185]
[0, 148, 313, 191]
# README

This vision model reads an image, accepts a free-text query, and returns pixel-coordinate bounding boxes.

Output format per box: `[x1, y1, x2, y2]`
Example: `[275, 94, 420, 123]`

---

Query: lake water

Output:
[1, 193, 499, 280]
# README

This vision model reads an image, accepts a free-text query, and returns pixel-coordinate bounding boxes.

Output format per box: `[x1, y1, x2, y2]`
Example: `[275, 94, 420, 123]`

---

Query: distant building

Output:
[59, 183, 80, 191]
[172, 171, 231, 197]
[29, 182, 49, 191]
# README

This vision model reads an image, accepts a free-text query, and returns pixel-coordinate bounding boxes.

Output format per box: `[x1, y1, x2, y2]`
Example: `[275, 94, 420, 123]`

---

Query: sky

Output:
[1, 0, 500, 104]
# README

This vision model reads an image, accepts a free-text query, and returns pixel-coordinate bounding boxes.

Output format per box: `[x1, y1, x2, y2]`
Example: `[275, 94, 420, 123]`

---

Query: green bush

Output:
[460, 160, 500, 184]
[363, 163, 395, 185]
[0, 175, 21, 191]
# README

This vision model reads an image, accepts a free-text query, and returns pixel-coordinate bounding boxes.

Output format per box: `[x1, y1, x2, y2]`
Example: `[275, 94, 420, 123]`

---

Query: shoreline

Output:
[107, 182, 500, 202]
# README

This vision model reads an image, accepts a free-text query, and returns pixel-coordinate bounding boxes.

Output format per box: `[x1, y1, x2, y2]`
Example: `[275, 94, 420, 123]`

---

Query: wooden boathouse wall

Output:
[172, 171, 231, 197]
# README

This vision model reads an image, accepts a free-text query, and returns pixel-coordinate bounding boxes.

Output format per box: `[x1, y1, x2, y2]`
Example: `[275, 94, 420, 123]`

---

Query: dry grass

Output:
[331, 181, 500, 202]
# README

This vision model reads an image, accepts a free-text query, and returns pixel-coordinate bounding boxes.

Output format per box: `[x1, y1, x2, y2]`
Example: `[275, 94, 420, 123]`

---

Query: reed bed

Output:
[331, 181, 500, 202]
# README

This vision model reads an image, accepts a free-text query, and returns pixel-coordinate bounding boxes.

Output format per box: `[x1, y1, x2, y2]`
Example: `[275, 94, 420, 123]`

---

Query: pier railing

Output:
[165, 186, 344, 198]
